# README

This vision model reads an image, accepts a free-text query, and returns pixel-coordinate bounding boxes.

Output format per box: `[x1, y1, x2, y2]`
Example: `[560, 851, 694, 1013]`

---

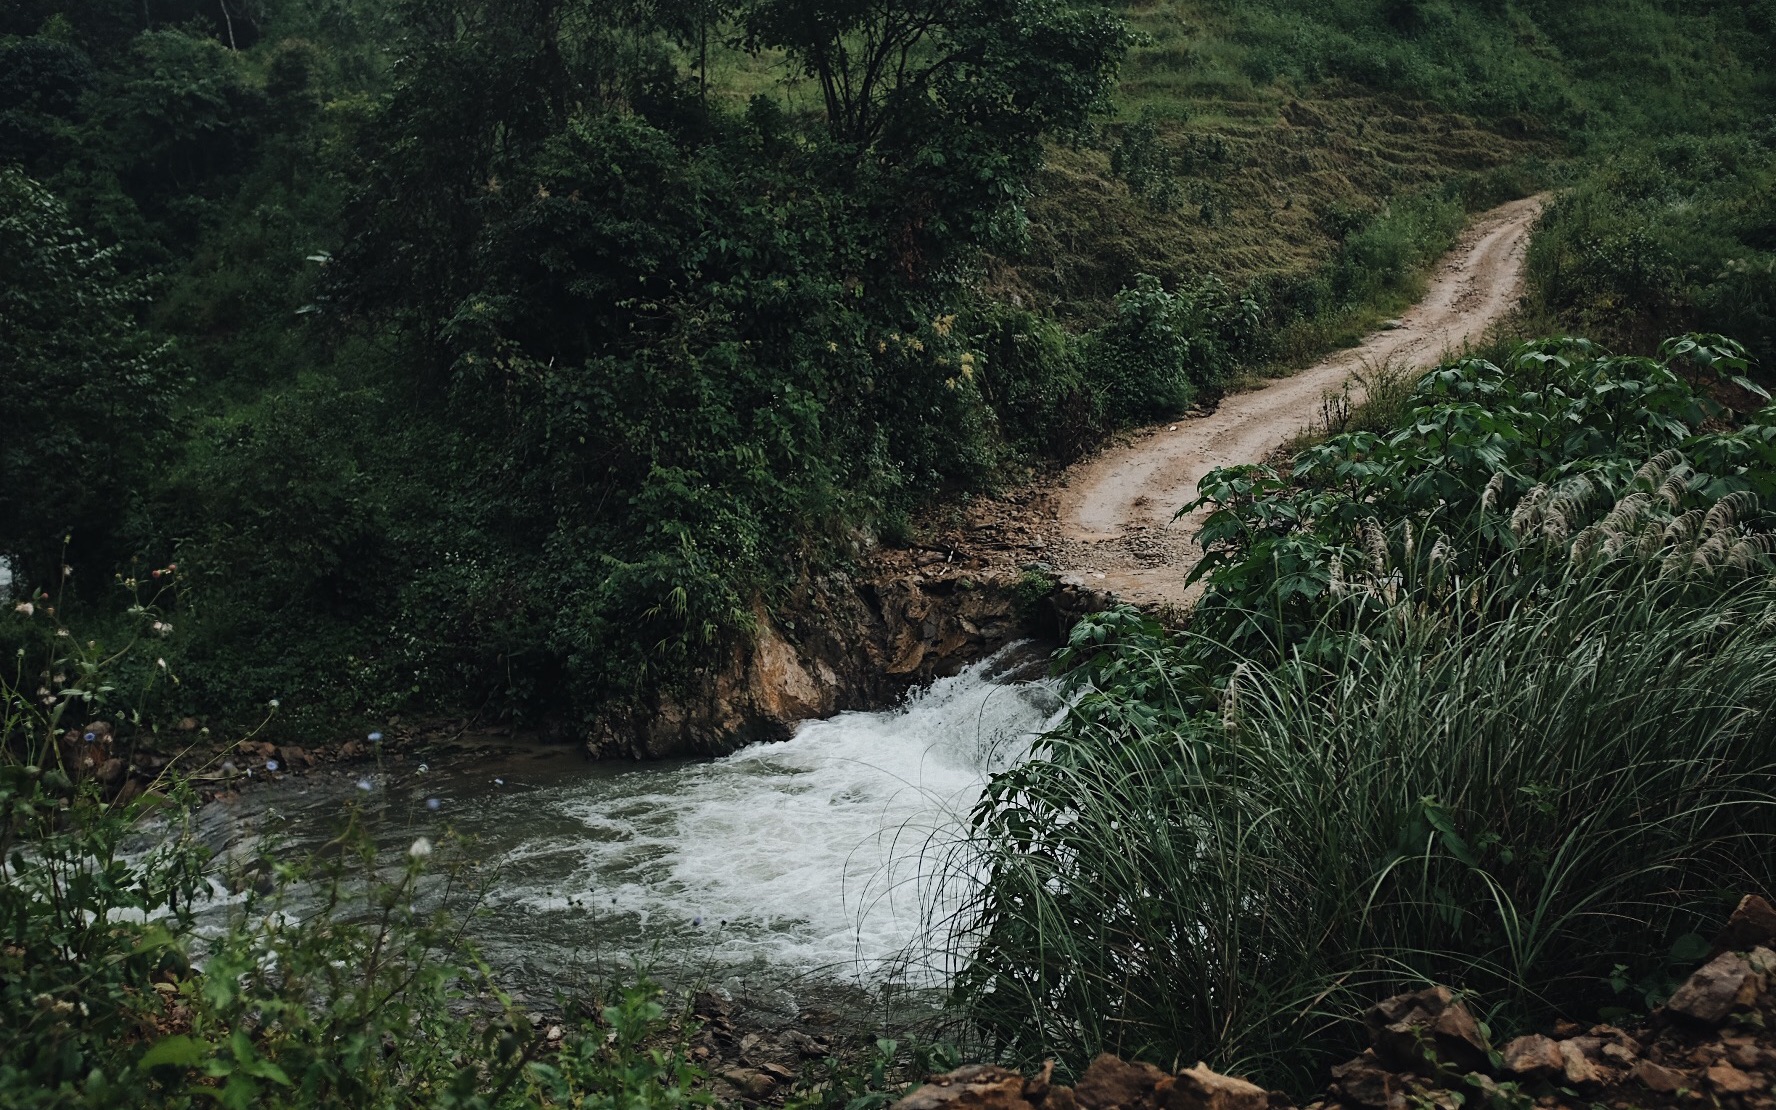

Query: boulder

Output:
[1330, 1053, 1421, 1109]
[1499, 1035, 1564, 1080]
[1716, 894, 1776, 953]
[1166, 1064, 1269, 1110]
[1074, 1054, 1170, 1110]
[1665, 952, 1761, 1024]
[719, 1067, 778, 1100]
[1630, 1060, 1688, 1093]
[1556, 1040, 1608, 1087]
[1364, 987, 1491, 1076]
[892, 1065, 1035, 1110]
[1706, 1062, 1759, 1095]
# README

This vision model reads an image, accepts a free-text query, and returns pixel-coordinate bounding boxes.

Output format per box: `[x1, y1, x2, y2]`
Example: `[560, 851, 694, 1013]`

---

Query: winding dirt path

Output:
[1052, 194, 1546, 609]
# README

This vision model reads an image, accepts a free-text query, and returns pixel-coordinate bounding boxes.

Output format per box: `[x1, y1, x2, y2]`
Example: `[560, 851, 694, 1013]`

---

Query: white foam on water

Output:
[491, 649, 1061, 983]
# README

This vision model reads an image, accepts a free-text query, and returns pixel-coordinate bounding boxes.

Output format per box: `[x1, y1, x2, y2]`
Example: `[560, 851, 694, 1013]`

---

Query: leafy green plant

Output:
[954, 532, 1776, 1092]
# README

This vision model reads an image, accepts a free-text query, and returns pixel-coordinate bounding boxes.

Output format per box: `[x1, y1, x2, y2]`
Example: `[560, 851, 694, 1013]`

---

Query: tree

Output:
[0, 170, 180, 588]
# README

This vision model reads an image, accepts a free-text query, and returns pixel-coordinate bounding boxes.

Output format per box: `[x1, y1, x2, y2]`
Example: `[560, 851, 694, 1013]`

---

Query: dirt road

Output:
[1052, 194, 1546, 609]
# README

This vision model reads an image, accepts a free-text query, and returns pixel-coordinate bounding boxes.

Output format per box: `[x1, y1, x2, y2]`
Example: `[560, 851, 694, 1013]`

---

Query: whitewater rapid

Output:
[202, 647, 1061, 998]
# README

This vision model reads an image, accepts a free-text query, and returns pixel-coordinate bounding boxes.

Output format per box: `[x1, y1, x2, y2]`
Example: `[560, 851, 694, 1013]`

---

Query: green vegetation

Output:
[6, 1, 1776, 1105]
[3, 0, 1772, 736]
[955, 336, 1776, 1089]
[1, 592, 711, 1108]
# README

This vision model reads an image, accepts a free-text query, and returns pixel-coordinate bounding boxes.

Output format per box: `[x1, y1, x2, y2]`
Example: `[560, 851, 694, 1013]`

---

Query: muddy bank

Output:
[585, 558, 1095, 760]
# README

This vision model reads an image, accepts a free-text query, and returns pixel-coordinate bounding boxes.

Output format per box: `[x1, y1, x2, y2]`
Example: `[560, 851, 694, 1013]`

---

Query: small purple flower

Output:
[368, 731, 383, 742]
[265, 759, 279, 772]
[83, 731, 96, 743]
[356, 777, 373, 792]
[426, 797, 441, 811]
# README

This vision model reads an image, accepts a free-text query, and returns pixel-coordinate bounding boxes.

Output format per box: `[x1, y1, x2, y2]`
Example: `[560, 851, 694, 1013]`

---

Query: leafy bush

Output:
[1, 602, 710, 1109]
[1080, 275, 1262, 424]
[1527, 138, 1776, 365]
[949, 332, 1776, 1091]
[955, 546, 1776, 1091]
[0, 169, 181, 587]
[1184, 335, 1772, 661]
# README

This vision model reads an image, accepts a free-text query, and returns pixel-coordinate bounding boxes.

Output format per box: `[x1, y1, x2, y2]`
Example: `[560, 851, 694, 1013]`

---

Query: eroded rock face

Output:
[585, 568, 1039, 759]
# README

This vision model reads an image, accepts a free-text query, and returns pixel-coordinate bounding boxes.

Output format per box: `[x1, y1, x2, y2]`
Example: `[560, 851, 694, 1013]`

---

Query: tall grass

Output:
[948, 557, 1776, 1091]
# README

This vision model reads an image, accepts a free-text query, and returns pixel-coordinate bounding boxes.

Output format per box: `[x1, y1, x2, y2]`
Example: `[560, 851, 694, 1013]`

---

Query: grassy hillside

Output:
[3, 0, 1773, 737]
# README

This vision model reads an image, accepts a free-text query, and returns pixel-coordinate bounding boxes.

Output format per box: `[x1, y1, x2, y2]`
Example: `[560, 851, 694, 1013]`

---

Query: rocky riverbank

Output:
[882, 894, 1776, 1110]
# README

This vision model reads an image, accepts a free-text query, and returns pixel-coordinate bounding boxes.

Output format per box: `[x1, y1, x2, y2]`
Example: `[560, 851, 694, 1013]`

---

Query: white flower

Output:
[408, 837, 433, 859]
[268, 698, 280, 708]
[13, 602, 32, 617]
[156, 658, 167, 670]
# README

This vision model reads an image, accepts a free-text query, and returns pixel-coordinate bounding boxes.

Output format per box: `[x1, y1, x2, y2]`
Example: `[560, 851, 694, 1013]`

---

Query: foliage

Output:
[1183, 334, 1773, 663]
[955, 545, 1776, 1092]
[1526, 137, 1776, 365]
[0, 169, 181, 587]
[1, 601, 709, 1109]
[951, 331, 1776, 1091]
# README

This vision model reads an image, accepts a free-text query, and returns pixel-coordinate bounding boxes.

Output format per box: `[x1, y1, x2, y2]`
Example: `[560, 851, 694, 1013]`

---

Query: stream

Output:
[192, 646, 1061, 1018]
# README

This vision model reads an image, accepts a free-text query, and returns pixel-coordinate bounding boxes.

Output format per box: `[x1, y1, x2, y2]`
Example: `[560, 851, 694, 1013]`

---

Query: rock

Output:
[720, 1067, 778, 1100]
[177, 717, 198, 731]
[1074, 1054, 1170, 1110]
[759, 1062, 796, 1082]
[1630, 1061, 1688, 1093]
[1364, 987, 1491, 1076]
[1706, 1063, 1759, 1094]
[1666, 952, 1761, 1024]
[1167, 1064, 1269, 1110]
[779, 1029, 827, 1057]
[1557, 1040, 1608, 1087]
[1501, 1035, 1565, 1080]
[1717, 895, 1776, 952]
[1330, 1053, 1420, 1109]
[1726, 1043, 1766, 1070]
[95, 757, 126, 786]
[892, 1065, 1034, 1110]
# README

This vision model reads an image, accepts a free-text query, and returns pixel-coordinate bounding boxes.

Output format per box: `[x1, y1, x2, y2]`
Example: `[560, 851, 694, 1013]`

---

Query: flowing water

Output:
[194, 646, 1060, 1015]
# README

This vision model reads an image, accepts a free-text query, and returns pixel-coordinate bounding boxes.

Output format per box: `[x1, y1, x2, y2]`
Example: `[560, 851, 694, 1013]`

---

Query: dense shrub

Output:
[1528, 138, 1776, 365]
[956, 547, 1776, 1091]
[951, 334, 1776, 1092]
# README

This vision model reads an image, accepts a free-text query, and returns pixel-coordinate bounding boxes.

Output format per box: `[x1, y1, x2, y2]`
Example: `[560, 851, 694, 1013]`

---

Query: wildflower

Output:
[55, 628, 70, 638]
[83, 731, 95, 743]
[409, 837, 433, 859]
[426, 797, 441, 811]
[416, 762, 428, 773]
[368, 731, 383, 742]
[61, 565, 72, 578]
[13, 602, 31, 616]
[156, 658, 167, 670]
[265, 759, 279, 772]
[268, 698, 280, 708]
[356, 778, 373, 792]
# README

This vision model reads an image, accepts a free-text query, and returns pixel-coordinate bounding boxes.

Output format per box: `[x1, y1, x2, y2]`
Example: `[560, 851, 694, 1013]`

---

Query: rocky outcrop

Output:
[891, 894, 1776, 1110]
[585, 566, 1048, 759]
